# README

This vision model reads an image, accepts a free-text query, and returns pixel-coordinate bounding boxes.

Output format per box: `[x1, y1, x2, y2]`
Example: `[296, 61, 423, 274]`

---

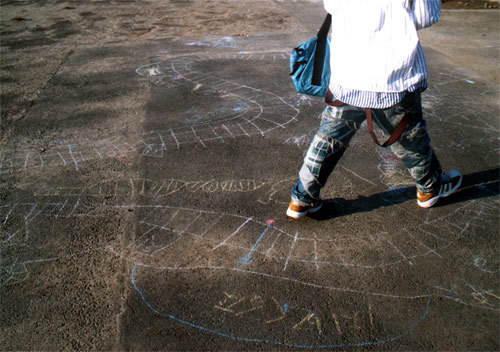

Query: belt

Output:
[324, 89, 410, 148]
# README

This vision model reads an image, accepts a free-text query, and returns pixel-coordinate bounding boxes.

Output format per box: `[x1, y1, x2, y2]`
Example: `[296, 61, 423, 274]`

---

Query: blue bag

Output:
[290, 14, 331, 98]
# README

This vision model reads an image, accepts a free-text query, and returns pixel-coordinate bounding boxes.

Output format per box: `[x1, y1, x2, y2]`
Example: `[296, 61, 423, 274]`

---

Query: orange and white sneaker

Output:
[417, 170, 462, 208]
[286, 199, 323, 219]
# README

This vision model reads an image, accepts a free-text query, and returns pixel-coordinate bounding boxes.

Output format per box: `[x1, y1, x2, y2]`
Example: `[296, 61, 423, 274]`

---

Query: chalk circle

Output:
[118, 204, 439, 347]
[148, 53, 299, 137]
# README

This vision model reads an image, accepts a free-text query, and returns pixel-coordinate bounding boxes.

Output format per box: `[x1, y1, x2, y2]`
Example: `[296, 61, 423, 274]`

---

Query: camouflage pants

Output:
[291, 91, 442, 205]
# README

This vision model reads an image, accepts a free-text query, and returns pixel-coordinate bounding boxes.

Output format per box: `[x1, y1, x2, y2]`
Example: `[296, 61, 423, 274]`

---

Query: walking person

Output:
[287, 0, 462, 219]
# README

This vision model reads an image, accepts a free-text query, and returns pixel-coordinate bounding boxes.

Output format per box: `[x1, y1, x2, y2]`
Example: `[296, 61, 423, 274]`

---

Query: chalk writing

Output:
[284, 134, 310, 149]
[376, 148, 413, 190]
[32, 178, 267, 198]
[293, 312, 323, 335]
[131, 264, 433, 348]
[214, 291, 265, 317]
[468, 284, 500, 308]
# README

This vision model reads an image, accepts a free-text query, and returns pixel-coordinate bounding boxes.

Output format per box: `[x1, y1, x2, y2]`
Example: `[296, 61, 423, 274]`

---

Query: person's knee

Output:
[304, 133, 332, 172]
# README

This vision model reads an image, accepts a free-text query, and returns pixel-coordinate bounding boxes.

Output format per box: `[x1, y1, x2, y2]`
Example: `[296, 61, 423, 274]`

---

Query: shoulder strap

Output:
[326, 90, 410, 148]
[311, 14, 332, 86]
[365, 109, 410, 147]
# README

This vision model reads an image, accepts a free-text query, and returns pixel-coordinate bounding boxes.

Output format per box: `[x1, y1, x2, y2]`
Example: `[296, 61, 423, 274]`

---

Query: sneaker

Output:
[417, 170, 462, 208]
[286, 199, 322, 219]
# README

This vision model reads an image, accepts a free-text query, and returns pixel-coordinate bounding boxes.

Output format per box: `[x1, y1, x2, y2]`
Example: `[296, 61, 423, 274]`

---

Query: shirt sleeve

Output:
[410, 0, 441, 30]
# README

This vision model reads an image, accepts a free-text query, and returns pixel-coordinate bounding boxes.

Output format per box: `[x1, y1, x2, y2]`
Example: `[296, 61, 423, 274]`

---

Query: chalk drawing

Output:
[283, 134, 310, 149]
[123, 194, 498, 348]
[0, 51, 299, 174]
[178, 100, 251, 124]
[131, 263, 433, 348]
[292, 93, 316, 108]
[293, 312, 323, 335]
[238, 219, 275, 266]
[376, 148, 413, 191]
[257, 177, 297, 205]
[255, 170, 370, 206]
[0, 261, 29, 286]
[2, 200, 498, 304]
[422, 68, 499, 162]
[33, 178, 267, 198]
[1, 191, 498, 346]
[185, 36, 236, 48]
[471, 256, 500, 274]
[1, 39, 498, 348]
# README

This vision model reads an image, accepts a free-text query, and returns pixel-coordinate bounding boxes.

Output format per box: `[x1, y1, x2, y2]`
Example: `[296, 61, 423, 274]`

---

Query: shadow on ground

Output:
[311, 168, 500, 221]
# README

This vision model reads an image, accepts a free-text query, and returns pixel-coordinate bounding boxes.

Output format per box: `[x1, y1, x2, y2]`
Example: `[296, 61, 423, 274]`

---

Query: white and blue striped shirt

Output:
[324, 0, 441, 108]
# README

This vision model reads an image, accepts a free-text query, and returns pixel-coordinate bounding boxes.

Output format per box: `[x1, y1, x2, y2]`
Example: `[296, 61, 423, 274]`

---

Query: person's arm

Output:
[410, 0, 441, 30]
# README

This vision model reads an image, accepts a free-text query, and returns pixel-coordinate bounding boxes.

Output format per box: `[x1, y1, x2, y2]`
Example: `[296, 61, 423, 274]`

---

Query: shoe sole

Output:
[417, 173, 462, 208]
[286, 203, 322, 219]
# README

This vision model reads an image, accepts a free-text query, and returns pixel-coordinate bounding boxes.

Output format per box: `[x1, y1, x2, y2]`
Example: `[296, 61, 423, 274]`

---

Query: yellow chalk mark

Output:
[340, 166, 377, 186]
[214, 292, 245, 312]
[214, 292, 252, 313]
[214, 292, 267, 318]
[471, 292, 489, 304]
[485, 291, 500, 300]
[225, 292, 236, 298]
[129, 178, 135, 198]
[220, 180, 233, 192]
[293, 312, 322, 335]
[331, 312, 342, 335]
[341, 312, 362, 332]
[226, 296, 246, 309]
[234, 295, 264, 316]
[353, 312, 362, 332]
[204, 180, 218, 193]
[152, 181, 165, 196]
[265, 297, 287, 324]
[235, 306, 262, 316]
[139, 178, 146, 195]
[250, 295, 263, 304]
[34, 178, 266, 199]
[214, 306, 234, 313]
[368, 304, 375, 328]
[257, 176, 296, 205]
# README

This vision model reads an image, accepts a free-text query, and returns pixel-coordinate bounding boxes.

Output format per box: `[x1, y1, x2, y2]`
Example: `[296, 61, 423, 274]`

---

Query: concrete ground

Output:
[1, 1, 498, 350]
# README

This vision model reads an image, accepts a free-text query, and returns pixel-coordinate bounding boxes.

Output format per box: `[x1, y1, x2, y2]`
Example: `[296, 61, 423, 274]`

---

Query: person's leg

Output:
[288, 104, 366, 218]
[372, 91, 461, 207]
[372, 91, 441, 192]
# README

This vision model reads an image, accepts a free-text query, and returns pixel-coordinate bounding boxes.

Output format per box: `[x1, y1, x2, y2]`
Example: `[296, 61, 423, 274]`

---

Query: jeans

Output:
[291, 91, 442, 205]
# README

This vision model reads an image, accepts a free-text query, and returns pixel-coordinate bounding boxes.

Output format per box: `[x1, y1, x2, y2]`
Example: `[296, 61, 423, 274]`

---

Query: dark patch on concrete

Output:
[1, 36, 57, 49]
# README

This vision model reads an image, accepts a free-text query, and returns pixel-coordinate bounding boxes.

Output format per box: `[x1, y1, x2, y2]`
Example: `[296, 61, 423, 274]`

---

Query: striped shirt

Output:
[324, 0, 441, 109]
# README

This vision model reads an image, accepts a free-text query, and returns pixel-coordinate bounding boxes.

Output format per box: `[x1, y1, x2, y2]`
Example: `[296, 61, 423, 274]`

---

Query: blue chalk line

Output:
[131, 263, 431, 348]
[237, 224, 272, 266]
